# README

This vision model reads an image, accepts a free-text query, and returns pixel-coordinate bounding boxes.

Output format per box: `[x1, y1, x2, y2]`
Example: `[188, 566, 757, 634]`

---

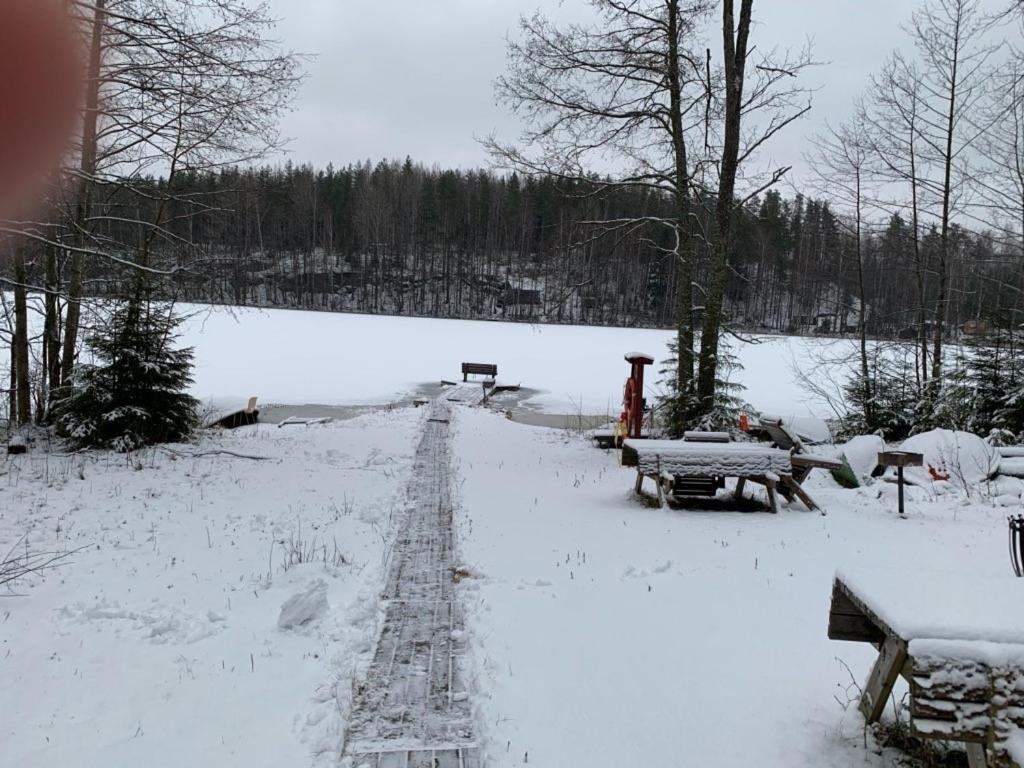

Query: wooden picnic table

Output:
[622, 439, 838, 513]
[828, 570, 1024, 767]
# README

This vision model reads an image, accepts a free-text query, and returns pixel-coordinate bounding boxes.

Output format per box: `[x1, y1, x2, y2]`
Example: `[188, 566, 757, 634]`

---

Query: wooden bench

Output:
[461, 362, 497, 382]
[828, 572, 1024, 767]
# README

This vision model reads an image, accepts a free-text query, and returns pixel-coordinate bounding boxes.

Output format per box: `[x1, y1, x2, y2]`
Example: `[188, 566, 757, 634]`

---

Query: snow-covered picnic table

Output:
[621, 438, 829, 512]
[828, 570, 1024, 768]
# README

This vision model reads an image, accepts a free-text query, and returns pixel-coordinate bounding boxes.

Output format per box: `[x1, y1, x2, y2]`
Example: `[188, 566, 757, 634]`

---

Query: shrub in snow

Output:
[54, 297, 199, 451]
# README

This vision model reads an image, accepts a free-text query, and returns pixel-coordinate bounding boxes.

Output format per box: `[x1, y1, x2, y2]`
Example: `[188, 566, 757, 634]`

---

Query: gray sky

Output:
[263, 1, 931, 181]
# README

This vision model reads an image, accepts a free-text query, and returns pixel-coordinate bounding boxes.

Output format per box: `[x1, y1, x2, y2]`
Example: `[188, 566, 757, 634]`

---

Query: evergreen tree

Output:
[658, 338, 749, 436]
[54, 297, 199, 452]
[840, 346, 920, 440]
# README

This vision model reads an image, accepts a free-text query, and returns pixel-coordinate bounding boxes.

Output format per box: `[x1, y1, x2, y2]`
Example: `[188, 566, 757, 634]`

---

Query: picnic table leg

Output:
[765, 477, 780, 514]
[635, 470, 644, 495]
[734, 476, 746, 500]
[965, 744, 987, 768]
[859, 636, 908, 723]
[781, 474, 822, 513]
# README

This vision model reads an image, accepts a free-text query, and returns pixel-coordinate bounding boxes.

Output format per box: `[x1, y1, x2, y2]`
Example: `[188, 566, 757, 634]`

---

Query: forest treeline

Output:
[40, 158, 1023, 336]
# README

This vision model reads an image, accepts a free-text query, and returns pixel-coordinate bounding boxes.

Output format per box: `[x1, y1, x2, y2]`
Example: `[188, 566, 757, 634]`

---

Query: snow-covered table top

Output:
[624, 439, 792, 476]
[837, 567, 1024, 647]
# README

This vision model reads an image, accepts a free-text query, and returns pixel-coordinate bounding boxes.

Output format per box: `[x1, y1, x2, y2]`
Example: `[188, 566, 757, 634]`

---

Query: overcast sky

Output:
[261, 1, 965, 182]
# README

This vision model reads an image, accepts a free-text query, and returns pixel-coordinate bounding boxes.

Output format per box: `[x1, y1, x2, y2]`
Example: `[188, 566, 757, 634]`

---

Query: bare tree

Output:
[861, 55, 933, 386]
[807, 120, 876, 426]
[905, 0, 996, 383]
[487, 0, 714, 423]
[3, 0, 303, 425]
[695, 0, 812, 416]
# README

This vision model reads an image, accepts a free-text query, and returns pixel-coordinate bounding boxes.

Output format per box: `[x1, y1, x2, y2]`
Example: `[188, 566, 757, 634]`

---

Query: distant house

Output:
[499, 287, 543, 307]
[962, 318, 993, 337]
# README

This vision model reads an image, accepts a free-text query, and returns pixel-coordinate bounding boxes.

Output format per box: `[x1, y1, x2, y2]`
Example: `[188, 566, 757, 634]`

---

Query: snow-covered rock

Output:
[894, 429, 999, 489]
[277, 579, 329, 629]
[841, 435, 884, 485]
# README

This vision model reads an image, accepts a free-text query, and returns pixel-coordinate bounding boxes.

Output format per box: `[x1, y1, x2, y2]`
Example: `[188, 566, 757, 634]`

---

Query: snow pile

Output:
[841, 435, 884, 485]
[998, 457, 1024, 478]
[278, 579, 329, 629]
[893, 429, 999, 489]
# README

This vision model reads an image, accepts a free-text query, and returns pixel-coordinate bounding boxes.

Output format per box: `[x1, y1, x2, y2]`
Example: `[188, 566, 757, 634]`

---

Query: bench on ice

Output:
[622, 434, 831, 513]
[461, 362, 497, 382]
[828, 571, 1024, 767]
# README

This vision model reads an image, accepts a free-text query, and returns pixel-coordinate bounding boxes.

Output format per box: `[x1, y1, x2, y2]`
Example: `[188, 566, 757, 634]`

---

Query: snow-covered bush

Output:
[54, 298, 199, 451]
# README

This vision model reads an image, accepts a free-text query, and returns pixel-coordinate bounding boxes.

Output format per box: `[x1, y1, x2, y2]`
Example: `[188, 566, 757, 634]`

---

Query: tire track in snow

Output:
[342, 395, 480, 768]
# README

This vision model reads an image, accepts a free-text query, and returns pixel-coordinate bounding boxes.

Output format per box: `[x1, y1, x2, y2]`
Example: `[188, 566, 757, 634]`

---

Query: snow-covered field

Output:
[3, 307, 1017, 768]
[451, 409, 1013, 767]
[177, 304, 847, 417]
[1, 408, 421, 767]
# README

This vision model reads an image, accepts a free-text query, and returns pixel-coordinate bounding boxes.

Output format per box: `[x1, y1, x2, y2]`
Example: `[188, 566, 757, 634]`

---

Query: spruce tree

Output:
[658, 337, 749, 437]
[55, 296, 199, 451]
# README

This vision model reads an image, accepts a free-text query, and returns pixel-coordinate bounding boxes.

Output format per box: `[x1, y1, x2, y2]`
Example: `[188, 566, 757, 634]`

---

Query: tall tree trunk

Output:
[61, 0, 105, 387]
[667, 0, 695, 416]
[697, 0, 752, 413]
[13, 243, 31, 426]
[43, 238, 61, 417]
[931, 5, 962, 384]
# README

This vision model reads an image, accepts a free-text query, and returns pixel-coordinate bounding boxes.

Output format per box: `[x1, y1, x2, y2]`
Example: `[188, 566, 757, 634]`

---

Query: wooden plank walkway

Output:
[342, 399, 480, 767]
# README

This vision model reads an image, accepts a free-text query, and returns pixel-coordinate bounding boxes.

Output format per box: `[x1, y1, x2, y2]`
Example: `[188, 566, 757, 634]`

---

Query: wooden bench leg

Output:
[734, 477, 746, 500]
[781, 474, 822, 513]
[860, 636, 908, 723]
[635, 470, 644, 495]
[765, 477, 779, 514]
[965, 743, 987, 768]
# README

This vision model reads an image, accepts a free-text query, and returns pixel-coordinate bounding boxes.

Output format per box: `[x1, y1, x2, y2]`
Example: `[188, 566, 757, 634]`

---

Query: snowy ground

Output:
[451, 407, 1013, 768]
[175, 304, 852, 417]
[2, 305, 1014, 768]
[1, 408, 422, 767]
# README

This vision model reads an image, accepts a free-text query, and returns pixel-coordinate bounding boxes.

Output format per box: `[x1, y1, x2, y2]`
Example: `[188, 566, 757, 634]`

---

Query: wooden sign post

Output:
[878, 451, 924, 517]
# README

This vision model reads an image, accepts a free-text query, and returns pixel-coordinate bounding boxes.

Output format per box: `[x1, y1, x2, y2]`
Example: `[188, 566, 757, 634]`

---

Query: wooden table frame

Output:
[828, 577, 996, 768]
[635, 468, 821, 513]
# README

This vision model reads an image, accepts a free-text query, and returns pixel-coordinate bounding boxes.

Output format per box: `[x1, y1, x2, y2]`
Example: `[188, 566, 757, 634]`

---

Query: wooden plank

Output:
[828, 612, 887, 644]
[831, 578, 902, 642]
[827, 582, 888, 643]
[734, 476, 746, 499]
[966, 743, 988, 768]
[791, 453, 843, 471]
[860, 635, 908, 723]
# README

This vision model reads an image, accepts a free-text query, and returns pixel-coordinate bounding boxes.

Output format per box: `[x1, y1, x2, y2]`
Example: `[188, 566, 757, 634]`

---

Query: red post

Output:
[623, 353, 654, 440]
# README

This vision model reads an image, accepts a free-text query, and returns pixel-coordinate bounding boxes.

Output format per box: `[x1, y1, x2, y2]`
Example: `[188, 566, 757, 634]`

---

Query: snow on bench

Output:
[830, 570, 1024, 767]
[623, 438, 792, 477]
